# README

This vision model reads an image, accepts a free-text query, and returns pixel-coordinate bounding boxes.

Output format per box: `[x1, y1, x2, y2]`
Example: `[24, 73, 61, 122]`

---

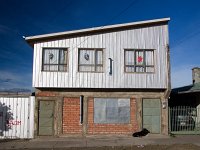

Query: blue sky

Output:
[0, 0, 200, 90]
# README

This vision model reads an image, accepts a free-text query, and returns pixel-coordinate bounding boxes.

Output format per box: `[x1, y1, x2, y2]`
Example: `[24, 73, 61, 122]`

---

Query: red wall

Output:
[63, 97, 82, 134]
[37, 91, 138, 135]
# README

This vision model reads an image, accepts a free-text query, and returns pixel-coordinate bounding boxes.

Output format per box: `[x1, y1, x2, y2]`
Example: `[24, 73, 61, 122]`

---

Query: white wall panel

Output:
[0, 96, 35, 139]
[32, 24, 169, 89]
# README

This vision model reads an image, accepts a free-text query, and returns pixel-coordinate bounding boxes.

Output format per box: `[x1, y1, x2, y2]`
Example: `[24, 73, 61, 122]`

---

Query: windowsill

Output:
[124, 72, 155, 74]
[41, 70, 68, 72]
[78, 72, 104, 73]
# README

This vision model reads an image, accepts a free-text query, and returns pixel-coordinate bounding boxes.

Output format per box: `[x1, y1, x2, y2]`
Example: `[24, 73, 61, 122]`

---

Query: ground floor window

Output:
[94, 98, 130, 124]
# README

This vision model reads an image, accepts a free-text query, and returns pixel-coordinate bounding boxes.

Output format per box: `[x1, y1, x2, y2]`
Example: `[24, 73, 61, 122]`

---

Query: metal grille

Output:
[169, 106, 200, 134]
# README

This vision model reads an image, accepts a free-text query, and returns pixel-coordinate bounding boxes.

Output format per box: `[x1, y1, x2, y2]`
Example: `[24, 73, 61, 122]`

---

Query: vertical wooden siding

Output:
[33, 24, 169, 88]
[0, 96, 35, 139]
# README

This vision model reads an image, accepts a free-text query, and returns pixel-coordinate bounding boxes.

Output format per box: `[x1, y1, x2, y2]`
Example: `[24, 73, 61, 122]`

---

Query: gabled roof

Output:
[25, 17, 170, 44]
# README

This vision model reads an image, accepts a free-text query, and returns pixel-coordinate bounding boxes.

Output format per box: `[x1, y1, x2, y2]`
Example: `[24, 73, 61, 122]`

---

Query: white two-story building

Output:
[25, 18, 171, 136]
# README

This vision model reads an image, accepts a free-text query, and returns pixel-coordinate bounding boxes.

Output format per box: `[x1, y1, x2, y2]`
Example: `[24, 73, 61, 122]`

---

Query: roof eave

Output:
[25, 17, 170, 44]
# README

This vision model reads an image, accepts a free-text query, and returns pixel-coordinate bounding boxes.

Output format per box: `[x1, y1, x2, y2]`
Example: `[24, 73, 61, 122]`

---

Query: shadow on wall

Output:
[0, 102, 13, 136]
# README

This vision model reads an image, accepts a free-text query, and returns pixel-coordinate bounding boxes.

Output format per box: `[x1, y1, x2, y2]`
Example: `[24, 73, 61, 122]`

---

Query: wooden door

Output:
[143, 99, 161, 133]
[38, 101, 54, 135]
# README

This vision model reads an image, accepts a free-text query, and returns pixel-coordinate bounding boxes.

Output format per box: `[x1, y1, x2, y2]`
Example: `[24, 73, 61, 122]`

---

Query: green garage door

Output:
[143, 99, 161, 133]
[38, 101, 54, 135]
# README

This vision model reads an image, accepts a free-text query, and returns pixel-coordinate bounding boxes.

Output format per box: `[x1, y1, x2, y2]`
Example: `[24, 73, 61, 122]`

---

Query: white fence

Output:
[0, 96, 35, 139]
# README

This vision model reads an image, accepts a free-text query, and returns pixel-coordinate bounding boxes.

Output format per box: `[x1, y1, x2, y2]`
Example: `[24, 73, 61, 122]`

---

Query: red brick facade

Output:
[62, 97, 82, 134]
[36, 90, 139, 135]
[87, 97, 138, 134]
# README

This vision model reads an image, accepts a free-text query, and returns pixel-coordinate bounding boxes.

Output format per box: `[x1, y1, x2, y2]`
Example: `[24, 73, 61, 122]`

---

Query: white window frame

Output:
[78, 48, 103, 72]
[124, 49, 155, 73]
[42, 48, 68, 72]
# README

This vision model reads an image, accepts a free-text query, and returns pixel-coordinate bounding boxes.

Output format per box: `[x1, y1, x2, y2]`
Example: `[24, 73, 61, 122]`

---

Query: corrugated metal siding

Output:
[0, 96, 35, 139]
[33, 24, 169, 88]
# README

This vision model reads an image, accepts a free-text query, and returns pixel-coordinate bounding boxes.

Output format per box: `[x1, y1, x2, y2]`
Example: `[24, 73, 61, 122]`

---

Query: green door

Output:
[38, 101, 54, 135]
[143, 99, 161, 133]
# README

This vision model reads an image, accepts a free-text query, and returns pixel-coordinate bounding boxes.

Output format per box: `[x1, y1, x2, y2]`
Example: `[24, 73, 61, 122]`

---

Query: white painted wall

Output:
[33, 24, 169, 89]
[0, 96, 35, 139]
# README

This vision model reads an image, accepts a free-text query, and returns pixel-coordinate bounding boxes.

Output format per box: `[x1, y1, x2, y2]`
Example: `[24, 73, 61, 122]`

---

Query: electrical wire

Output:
[171, 29, 200, 49]
[71, 0, 140, 50]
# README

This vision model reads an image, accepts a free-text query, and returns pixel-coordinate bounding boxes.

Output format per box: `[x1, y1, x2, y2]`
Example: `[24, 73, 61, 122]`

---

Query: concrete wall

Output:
[192, 67, 200, 84]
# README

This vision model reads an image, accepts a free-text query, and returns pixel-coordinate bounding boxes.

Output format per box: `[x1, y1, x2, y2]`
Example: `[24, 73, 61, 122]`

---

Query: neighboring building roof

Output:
[25, 17, 170, 44]
[172, 83, 200, 94]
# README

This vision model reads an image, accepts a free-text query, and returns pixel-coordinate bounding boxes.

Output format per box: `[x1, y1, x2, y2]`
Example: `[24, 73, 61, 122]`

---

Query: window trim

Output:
[42, 47, 68, 72]
[78, 48, 104, 73]
[124, 49, 155, 73]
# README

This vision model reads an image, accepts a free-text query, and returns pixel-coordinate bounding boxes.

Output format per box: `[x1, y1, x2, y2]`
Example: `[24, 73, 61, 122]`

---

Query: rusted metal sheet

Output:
[0, 96, 35, 139]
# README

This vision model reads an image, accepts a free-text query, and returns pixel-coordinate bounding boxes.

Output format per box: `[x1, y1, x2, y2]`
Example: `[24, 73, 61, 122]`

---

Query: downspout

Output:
[80, 95, 84, 124]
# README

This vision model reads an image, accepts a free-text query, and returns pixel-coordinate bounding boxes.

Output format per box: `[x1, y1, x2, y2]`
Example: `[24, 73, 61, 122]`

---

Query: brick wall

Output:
[63, 97, 82, 134]
[87, 97, 138, 134]
[36, 91, 58, 97]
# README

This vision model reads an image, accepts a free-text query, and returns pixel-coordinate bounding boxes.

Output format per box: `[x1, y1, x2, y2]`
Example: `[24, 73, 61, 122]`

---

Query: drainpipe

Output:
[80, 95, 84, 124]
[108, 58, 113, 75]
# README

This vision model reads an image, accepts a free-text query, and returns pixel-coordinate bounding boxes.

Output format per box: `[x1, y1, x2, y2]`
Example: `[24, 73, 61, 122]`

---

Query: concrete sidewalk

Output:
[0, 134, 200, 149]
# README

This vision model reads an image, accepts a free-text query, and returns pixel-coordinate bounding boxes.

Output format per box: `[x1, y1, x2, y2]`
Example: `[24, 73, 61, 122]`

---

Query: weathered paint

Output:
[0, 96, 35, 139]
[32, 24, 169, 89]
[143, 99, 161, 133]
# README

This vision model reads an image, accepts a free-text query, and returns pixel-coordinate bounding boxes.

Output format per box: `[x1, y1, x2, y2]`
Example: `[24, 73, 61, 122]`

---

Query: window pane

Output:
[94, 99, 106, 123]
[79, 50, 95, 65]
[106, 99, 118, 123]
[145, 51, 154, 66]
[125, 51, 135, 65]
[118, 99, 130, 123]
[135, 51, 144, 65]
[96, 50, 103, 65]
[125, 49, 154, 73]
[118, 107, 130, 123]
[96, 66, 103, 72]
[43, 65, 59, 71]
[59, 50, 67, 64]
[118, 99, 130, 107]
[43, 48, 68, 71]
[79, 49, 103, 72]
[43, 65, 49, 71]
[146, 67, 154, 72]
[135, 66, 145, 72]
[44, 49, 59, 65]
[79, 66, 95, 72]
[94, 98, 130, 124]
[125, 66, 135, 72]
[59, 65, 67, 71]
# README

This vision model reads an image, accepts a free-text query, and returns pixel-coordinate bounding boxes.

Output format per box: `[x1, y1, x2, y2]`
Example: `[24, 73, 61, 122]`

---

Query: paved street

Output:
[0, 134, 200, 149]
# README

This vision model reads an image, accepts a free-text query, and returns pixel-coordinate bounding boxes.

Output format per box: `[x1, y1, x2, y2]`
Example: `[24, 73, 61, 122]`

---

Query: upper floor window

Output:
[124, 49, 154, 73]
[42, 48, 68, 71]
[78, 48, 103, 72]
